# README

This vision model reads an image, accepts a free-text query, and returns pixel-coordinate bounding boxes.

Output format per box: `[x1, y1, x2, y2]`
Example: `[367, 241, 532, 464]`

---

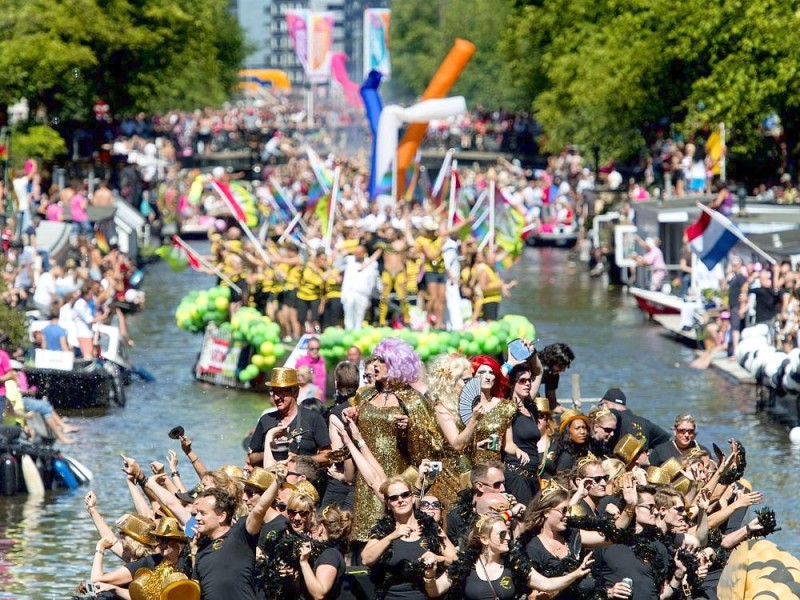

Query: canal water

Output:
[1, 246, 798, 599]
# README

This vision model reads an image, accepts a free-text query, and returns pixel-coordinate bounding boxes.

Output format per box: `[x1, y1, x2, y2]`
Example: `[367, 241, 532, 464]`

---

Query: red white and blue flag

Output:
[685, 208, 739, 269]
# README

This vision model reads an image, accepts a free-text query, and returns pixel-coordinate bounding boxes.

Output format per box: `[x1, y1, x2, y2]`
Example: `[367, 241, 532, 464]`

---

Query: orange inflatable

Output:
[396, 38, 476, 198]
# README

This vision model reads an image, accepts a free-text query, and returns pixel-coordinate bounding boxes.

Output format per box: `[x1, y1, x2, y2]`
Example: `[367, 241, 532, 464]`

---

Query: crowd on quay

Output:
[0, 157, 146, 444]
[76, 337, 778, 600]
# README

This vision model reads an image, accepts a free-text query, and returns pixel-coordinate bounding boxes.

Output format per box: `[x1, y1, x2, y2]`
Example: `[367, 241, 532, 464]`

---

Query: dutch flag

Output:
[685, 207, 740, 269]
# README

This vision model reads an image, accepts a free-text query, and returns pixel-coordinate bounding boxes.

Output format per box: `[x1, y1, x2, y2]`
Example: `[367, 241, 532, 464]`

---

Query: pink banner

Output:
[286, 9, 310, 72]
[308, 12, 334, 83]
[330, 53, 361, 108]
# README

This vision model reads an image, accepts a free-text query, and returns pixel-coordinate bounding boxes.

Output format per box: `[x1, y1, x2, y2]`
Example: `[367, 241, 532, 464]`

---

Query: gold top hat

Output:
[534, 397, 552, 415]
[128, 568, 153, 600]
[118, 514, 156, 547]
[613, 434, 645, 466]
[646, 466, 673, 486]
[220, 465, 244, 480]
[153, 517, 188, 542]
[660, 457, 683, 480]
[672, 474, 692, 495]
[269, 367, 299, 388]
[558, 409, 589, 434]
[161, 575, 201, 600]
[241, 467, 275, 492]
[293, 480, 320, 505]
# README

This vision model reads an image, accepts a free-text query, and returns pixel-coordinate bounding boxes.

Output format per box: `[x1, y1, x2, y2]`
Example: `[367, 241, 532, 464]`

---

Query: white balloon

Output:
[789, 427, 800, 445]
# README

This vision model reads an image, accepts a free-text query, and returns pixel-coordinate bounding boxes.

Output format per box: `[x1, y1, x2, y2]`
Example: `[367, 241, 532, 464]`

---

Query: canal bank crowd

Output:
[76, 338, 780, 600]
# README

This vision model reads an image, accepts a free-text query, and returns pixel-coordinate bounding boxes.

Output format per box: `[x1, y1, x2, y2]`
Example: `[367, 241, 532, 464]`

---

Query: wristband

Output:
[745, 524, 752, 537]
[502, 361, 512, 373]
[95, 549, 105, 555]
[171, 471, 180, 478]
[356, 439, 366, 449]
[190, 456, 200, 464]
[500, 510, 513, 522]
[136, 474, 146, 486]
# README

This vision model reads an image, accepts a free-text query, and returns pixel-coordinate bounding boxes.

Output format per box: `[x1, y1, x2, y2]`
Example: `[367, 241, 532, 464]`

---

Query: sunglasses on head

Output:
[420, 500, 443, 510]
[388, 491, 413, 502]
[288, 509, 310, 518]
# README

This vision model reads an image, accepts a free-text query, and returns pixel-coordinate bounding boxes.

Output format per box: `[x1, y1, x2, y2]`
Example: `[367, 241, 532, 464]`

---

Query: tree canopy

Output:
[389, 0, 800, 164]
[0, 0, 246, 122]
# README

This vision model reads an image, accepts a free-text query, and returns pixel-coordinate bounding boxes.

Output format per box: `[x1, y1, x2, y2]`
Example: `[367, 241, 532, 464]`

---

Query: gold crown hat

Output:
[613, 434, 646, 466]
[672, 474, 692, 495]
[220, 465, 245, 480]
[153, 517, 188, 542]
[128, 568, 152, 600]
[558, 408, 590, 434]
[293, 480, 321, 505]
[268, 367, 299, 388]
[160, 573, 201, 600]
[646, 466, 673, 486]
[534, 397, 552, 415]
[540, 478, 569, 500]
[660, 457, 683, 480]
[240, 467, 275, 492]
[118, 514, 157, 547]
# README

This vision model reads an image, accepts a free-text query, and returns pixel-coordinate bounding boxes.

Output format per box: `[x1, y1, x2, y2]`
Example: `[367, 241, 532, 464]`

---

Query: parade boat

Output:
[22, 324, 131, 409]
[524, 224, 579, 248]
[628, 287, 684, 317]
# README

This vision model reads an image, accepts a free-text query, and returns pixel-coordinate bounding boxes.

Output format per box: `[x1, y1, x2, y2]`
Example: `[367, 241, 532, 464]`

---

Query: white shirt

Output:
[72, 297, 94, 338]
[32, 271, 56, 307]
[342, 256, 378, 297]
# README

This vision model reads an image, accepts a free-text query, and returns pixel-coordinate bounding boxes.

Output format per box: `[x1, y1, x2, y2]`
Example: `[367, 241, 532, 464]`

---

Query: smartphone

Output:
[622, 577, 633, 590]
[86, 582, 97, 594]
[508, 339, 533, 362]
[184, 515, 198, 539]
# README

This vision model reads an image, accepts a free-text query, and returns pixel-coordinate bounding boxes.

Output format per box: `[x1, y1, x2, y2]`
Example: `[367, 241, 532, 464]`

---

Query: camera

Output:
[428, 461, 442, 479]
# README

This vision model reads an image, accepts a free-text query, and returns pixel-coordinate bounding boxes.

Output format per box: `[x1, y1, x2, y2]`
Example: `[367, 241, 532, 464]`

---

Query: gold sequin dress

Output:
[351, 398, 409, 541]
[471, 398, 517, 464]
[429, 409, 472, 507]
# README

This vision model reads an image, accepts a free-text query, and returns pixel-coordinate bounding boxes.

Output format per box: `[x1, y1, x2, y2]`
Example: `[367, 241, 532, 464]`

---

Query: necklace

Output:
[540, 533, 568, 558]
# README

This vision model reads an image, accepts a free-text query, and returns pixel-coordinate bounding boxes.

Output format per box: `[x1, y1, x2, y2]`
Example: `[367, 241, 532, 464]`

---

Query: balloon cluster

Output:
[228, 307, 288, 382]
[175, 286, 231, 332]
[155, 244, 190, 272]
[318, 315, 535, 365]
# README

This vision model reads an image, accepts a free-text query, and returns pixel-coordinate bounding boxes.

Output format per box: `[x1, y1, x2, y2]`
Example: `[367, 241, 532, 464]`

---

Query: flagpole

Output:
[210, 180, 273, 267]
[719, 122, 727, 184]
[489, 179, 496, 253]
[324, 166, 342, 254]
[447, 159, 458, 228]
[696, 202, 776, 265]
[391, 153, 398, 209]
[173, 236, 242, 293]
[278, 212, 304, 244]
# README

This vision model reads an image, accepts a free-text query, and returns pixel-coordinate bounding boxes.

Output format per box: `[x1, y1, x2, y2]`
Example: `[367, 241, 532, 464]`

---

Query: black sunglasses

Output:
[274, 501, 287, 511]
[478, 480, 505, 490]
[597, 425, 616, 434]
[584, 475, 609, 484]
[388, 491, 413, 502]
[288, 509, 310, 518]
[243, 486, 262, 497]
[420, 500, 443, 510]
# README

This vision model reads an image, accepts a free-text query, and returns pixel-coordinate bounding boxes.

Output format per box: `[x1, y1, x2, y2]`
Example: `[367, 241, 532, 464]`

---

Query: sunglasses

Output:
[420, 500, 443, 510]
[243, 487, 262, 497]
[637, 504, 658, 514]
[478, 480, 505, 490]
[388, 491, 413, 502]
[494, 530, 510, 542]
[671, 505, 687, 514]
[551, 506, 569, 515]
[274, 501, 287, 511]
[516, 378, 532, 384]
[596, 425, 616, 434]
[584, 475, 609, 484]
[287, 509, 310, 518]
[676, 428, 696, 435]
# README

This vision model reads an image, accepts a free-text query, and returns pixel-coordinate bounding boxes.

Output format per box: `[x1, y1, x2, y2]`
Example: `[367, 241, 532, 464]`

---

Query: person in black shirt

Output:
[598, 388, 670, 451]
[247, 367, 331, 468]
[194, 470, 285, 600]
[747, 267, 781, 327]
[321, 361, 360, 512]
[726, 256, 747, 356]
[504, 365, 542, 506]
[648, 413, 709, 467]
[297, 504, 351, 599]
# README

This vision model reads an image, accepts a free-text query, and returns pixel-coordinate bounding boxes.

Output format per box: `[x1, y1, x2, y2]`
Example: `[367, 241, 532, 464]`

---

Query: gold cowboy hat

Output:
[240, 467, 275, 492]
[268, 367, 299, 388]
[646, 466, 673, 486]
[613, 434, 646, 467]
[660, 457, 683, 480]
[160, 574, 201, 600]
[220, 465, 245, 480]
[558, 409, 590, 434]
[128, 568, 153, 600]
[153, 517, 188, 542]
[293, 480, 320, 505]
[534, 397, 552, 415]
[118, 514, 156, 547]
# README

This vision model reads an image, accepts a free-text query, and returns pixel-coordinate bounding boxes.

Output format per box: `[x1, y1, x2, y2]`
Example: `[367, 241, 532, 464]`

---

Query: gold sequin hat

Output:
[534, 397, 552, 415]
[128, 568, 153, 600]
[660, 457, 683, 480]
[672, 474, 692, 495]
[220, 465, 244, 480]
[240, 467, 275, 492]
[293, 480, 320, 505]
[269, 367, 299, 388]
[118, 514, 156, 547]
[153, 517, 188, 542]
[646, 466, 673, 486]
[161, 574, 201, 600]
[558, 409, 590, 434]
[613, 434, 646, 466]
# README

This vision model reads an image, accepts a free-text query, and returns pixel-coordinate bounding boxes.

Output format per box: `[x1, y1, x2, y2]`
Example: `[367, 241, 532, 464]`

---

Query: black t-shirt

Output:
[124, 552, 191, 578]
[596, 540, 670, 600]
[446, 506, 475, 549]
[728, 273, 747, 309]
[463, 566, 516, 600]
[542, 370, 560, 396]
[321, 401, 356, 511]
[611, 409, 670, 451]
[648, 440, 709, 467]
[597, 495, 624, 517]
[505, 410, 541, 471]
[195, 518, 259, 600]
[248, 406, 331, 461]
[525, 528, 594, 599]
[753, 287, 780, 324]
[300, 547, 345, 599]
[258, 513, 289, 552]
[379, 538, 428, 599]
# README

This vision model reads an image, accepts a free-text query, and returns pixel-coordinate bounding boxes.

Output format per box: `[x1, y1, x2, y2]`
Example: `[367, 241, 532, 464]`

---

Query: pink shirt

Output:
[70, 194, 88, 222]
[46, 203, 63, 221]
[0, 350, 11, 397]
[294, 354, 326, 398]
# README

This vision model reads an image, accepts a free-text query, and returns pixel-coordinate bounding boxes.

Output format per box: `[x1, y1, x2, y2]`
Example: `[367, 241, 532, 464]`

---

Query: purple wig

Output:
[373, 338, 422, 383]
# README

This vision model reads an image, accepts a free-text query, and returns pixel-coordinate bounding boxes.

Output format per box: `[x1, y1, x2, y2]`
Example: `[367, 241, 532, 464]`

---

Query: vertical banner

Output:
[308, 12, 334, 83]
[286, 9, 311, 73]
[363, 9, 391, 80]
